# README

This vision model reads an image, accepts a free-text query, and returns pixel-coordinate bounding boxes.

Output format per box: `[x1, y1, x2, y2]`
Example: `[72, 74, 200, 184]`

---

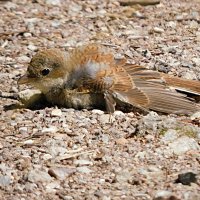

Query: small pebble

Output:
[191, 111, 200, 120]
[161, 129, 178, 144]
[99, 114, 114, 124]
[0, 176, 11, 186]
[51, 108, 62, 117]
[175, 172, 197, 185]
[115, 137, 128, 145]
[23, 32, 32, 37]
[27, 170, 53, 183]
[91, 109, 104, 115]
[74, 159, 93, 166]
[19, 127, 28, 134]
[168, 136, 199, 155]
[48, 167, 76, 180]
[154, 190, 176, 200]
[27, 44, 38, 51]
[196, 32, 200, 41]
[166, 21, 176, 28]
[42, 126, 58, 134]
[114, 111, 125, 116]
[18, 55, 30, 63]
[45, 0, 61, 6]
[153, 27, 164, 33]
[77, 166, 92, 174]
[23, 139, 34, 145]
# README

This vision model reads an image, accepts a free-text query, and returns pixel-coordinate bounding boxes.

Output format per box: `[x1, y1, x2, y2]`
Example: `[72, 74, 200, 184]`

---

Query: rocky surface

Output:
[0, 0, 200, 199]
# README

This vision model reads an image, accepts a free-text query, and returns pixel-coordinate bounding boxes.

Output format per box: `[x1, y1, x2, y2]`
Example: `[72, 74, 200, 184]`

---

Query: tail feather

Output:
[163, 75, 200, 95]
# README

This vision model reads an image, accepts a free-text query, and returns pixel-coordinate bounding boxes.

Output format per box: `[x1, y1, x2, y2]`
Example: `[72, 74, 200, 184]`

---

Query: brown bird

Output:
[18, 44, 200, 114]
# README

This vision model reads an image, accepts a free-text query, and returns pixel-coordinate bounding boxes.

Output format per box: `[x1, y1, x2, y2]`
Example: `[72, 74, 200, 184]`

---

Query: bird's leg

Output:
[104, 91, 116, 113]
[104, 91, 116, 123]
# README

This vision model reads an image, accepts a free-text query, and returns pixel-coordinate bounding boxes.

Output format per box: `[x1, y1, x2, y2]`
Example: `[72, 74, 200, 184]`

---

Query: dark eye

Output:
[41, 68, 50, 76]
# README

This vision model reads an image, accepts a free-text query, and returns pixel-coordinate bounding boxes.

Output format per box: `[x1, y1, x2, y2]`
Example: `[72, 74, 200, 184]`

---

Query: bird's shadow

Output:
[3, 94, 149, 115]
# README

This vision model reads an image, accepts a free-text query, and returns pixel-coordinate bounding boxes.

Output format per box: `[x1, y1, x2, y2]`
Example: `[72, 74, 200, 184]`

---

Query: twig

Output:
[119, 0, 160, 6]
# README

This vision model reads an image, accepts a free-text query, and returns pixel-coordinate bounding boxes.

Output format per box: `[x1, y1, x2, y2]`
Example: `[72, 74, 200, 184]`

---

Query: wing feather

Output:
[121, 64, 199, 114]
[67, 45, 200, 114]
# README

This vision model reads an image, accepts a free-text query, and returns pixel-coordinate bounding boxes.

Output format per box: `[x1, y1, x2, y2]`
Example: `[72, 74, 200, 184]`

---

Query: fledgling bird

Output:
[18, 44, 200, 114]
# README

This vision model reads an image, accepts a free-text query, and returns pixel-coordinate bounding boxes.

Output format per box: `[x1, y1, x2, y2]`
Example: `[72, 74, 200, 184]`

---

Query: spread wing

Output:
[66, 45, 150, 112]
[122, 64, 199, 114]
[67, 44, 199, 114]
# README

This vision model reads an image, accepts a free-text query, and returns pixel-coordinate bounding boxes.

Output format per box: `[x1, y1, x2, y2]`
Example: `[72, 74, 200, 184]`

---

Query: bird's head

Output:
[18, 49, 68, 93]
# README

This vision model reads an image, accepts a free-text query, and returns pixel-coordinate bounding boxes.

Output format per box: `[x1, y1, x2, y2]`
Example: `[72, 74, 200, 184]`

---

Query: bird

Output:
[18, 44, 200, 114]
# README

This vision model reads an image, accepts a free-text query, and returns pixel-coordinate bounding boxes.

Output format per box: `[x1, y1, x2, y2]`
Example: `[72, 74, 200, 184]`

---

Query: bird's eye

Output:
[41, 68, 50, 76]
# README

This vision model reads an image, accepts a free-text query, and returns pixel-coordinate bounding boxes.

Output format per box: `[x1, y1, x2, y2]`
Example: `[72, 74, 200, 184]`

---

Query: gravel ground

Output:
[0, 0, 200, 199]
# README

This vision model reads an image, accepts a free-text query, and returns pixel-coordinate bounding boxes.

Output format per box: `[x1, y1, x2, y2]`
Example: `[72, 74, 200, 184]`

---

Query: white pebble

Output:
[91, 109, 104, 115]
[23, 32, 32, 37]
[51, 109, 62, 117]
[153, 27, 164, 33]
[27, 44, 38, 51]
[42, 126, 58, 134]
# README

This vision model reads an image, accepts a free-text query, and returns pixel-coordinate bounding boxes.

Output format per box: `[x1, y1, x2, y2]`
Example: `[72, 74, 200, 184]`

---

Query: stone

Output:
[99, 114, 114, 124]
[154, 190, 176, 200]
[166, 21, 176, 28]
[113, 111, 125, 116]
[48, 167, 76, 180]
[196, 32, 200, 41]
[51, 108, 62, 117]
[175, 172, 197, 185]
[192, 57, 200, 66]
[23, 32, 32, 37]
[0, 142, 3, 149]
[24, 182, 37, 192]
[101, 134, 110, 144]
[161, 129, 178, 144]
[19, 127, 28, 134]
[45, 0, 61, 6]
[189, 20, 199, 29]
[42, 154, 53, 160]
[18, 55, 30, 63]
[91, 109, 104, 115]
[61, 196, 73, 200]
[115, 169, 132, 183]
[23, 139, 34, 145]
[191, 111, 200, 120]
[168, 136, 199, 155]
[153, 27, 164, 33]
[27, 44, 38, 51]
[77, 166, 92, 174]
[27, 170, 53, 183]
[42, 126, 58, 134]
[0, 176, 11, 186]
[115, 137, 128, 145]
[74, 159, 93, 166]
[138, 165, 164, 181]
[45, 181, 60, 192]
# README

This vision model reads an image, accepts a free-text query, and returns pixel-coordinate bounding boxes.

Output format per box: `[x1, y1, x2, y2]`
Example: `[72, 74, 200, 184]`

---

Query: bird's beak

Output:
[18, 73, 31, 85]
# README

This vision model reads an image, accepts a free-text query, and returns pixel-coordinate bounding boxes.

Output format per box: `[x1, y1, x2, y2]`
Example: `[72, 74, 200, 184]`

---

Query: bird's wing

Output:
[162, 74, 200, 95]
[66, 45, 150, 112]
[67, 45, 199, 114]
[122, 64, 199, 114]
[87, 66, 151, 113]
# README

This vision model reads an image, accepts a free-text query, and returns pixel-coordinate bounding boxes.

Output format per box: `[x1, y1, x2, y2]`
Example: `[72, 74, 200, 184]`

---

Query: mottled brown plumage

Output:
[18, 44, 200, 114]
